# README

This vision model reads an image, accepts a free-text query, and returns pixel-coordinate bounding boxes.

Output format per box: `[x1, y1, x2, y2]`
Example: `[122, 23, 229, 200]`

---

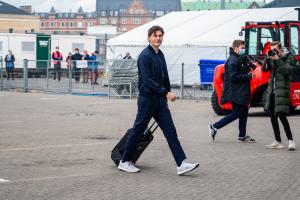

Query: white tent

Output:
[107, 7, 299, 85]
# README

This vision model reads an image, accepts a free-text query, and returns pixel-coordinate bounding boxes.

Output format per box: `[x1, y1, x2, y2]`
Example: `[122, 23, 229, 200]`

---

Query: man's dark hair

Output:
[148, 25, 165, 37]
[232, 40, 245, 49]
[271, 41, 282, 49]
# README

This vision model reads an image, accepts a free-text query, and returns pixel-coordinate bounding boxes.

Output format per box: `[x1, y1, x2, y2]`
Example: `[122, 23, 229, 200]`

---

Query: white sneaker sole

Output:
[266, 146, 284, 149]
[177, 163, 199, 175]
[118, 165, 140, 173]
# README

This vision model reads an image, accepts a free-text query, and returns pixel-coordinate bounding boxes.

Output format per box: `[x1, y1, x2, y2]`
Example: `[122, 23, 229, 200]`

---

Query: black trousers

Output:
[269, 94, 293, 142]
[6, 68, 14, 80]
[213, 102, 249, 138]
[122, 96, 186, 166]
[53, 64, 61, 81]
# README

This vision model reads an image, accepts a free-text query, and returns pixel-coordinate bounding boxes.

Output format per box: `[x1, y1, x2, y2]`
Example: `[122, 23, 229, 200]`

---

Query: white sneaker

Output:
[177, 160, 199, 175]
[266, 141, 284, 149]
[288, 140, 296, 151]
[118, 160, 140, 173]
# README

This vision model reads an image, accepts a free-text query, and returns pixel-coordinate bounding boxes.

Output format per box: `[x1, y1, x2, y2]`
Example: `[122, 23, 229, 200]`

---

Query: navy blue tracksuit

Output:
[122, 45, 186, 166]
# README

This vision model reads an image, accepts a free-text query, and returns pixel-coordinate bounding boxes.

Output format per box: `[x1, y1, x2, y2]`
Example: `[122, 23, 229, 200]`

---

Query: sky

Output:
[1, 0, 96, 12]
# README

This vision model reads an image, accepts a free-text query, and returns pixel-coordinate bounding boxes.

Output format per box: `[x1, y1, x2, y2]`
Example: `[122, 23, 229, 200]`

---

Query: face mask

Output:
[56, 49, 59, 51]
[239, 49, 246, 56]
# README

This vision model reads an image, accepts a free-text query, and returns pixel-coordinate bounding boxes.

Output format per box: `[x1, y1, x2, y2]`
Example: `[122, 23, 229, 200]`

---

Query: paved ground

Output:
[0, 91, 299, 200]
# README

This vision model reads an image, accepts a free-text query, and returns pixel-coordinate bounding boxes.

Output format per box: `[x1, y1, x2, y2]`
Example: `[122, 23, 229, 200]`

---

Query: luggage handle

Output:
[148, 121, 159, 132]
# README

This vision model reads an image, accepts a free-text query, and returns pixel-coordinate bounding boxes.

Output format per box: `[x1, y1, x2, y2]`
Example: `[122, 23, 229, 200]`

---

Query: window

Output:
[72, 43, 84, 51]
[290, 26, 299, 55]
[156, 11, 164, 16]
[122, 27, 126, 32]
[101, 11, 106, 17]
[50, 22, 55, 27]
[74, 22, 78, 27]
[71, 13, 75, 18]
[70, 22, 73, 27]
[248, 28, 258, 55]
[133, 18, 141, 25]
[78, 22, 83, 28]
[41, 22, 44, 27]
[114, 11, 119, 16]
[99, 18, 107, 25]
[61, 22, 65, 27]
[247, 27, 277, 55]
[111, 18, 117, 25]
[122, 18, 127, 25]
[110, 11, 114, 16]
[22, 42, 35, 52]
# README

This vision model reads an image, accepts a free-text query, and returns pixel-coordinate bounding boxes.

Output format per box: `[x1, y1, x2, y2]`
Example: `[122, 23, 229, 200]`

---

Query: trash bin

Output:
[199, 59, 225, 84]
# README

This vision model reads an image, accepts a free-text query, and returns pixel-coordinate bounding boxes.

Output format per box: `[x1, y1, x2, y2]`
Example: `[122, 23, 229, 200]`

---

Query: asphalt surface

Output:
[0, 91, 299, 200]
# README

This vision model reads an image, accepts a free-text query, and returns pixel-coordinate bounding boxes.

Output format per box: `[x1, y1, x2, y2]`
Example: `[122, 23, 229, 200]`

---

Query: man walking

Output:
[118, 26, 199, 175]
[52, 46, 63, 82]
[209, 40, 256, 142]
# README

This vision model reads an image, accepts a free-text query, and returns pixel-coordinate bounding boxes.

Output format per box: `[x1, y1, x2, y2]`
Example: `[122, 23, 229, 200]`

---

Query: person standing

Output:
[52, 46, 63, 82]
[89, 51, 100, 85]
[118, 26, 199, 175]
[123, 52, 132, 59]
[66, 52, 72, 79]
[5, 50, 15, 80]
[209, 40, 256, 142]
[82, 50, 90, 83]
[263, 41, 296, 150]
[71, 48, 83, 83]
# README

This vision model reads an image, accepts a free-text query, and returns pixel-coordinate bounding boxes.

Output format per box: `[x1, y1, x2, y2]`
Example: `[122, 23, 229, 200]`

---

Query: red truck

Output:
[211, 21, 300, 115]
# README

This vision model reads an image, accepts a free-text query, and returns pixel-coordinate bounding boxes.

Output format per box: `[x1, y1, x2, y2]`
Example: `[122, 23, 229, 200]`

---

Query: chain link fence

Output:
[0, 57, 214, 100]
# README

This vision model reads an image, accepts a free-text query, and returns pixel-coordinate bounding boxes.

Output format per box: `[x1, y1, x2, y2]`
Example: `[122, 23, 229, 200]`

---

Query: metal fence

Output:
[0, 57, 213, 100]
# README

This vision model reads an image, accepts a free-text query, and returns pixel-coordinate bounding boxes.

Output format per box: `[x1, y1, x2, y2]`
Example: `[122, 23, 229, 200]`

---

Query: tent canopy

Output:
[108, 7, 299, 47]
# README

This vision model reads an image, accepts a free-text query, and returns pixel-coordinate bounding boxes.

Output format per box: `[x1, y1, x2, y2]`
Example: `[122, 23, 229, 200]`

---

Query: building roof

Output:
[264, 0, 300, 8]
[96, 0, 181, 12]
[36, 7, 96, 19]
[0, 1, 31, 15]
[181, 1, 265, 11]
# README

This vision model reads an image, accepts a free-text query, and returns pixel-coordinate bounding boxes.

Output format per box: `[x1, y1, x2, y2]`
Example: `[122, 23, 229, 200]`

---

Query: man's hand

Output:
[166, 92, 176, 102]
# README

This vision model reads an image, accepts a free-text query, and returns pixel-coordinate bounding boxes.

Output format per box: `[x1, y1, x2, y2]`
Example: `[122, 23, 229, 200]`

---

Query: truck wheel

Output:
[211, 90, 230, 115]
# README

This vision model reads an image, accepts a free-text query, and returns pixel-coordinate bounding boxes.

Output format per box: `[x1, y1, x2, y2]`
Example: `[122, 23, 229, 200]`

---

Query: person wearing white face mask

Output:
[209, 40, 256, 143]
[4, 50, 15, 80]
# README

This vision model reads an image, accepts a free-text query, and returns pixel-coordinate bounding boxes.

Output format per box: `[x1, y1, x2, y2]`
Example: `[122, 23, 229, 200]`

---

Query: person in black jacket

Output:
[209, 40, 255, 142]
[71, 48, 83, 83]
[118, 26, 199, 175]
[5, 50, 15, 80]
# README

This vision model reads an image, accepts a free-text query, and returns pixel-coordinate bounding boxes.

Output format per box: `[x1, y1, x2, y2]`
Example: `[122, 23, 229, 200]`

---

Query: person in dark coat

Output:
[71, 48, 83, 83]
[263, 41, 296, 150]
[209, 40, 255, 142]
[4, 50, 15, 80]
[123, 52, 132, 59]
[118, 26, 199, 175]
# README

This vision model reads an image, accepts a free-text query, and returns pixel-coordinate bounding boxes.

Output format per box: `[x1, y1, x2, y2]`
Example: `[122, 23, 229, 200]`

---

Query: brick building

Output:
[96, 0, 181, 32]
[35, 6, 97, 35]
